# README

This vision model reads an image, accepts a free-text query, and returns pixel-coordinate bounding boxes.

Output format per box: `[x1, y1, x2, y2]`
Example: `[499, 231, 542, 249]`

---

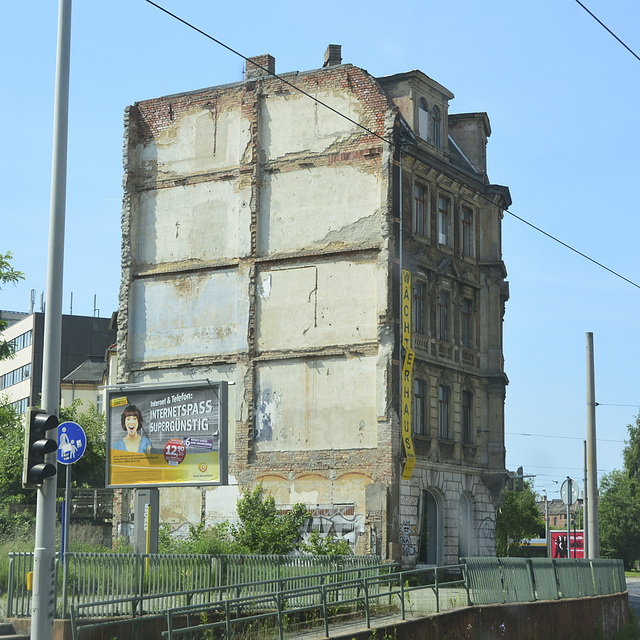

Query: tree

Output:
[599, 412, 640, 569]
[0, 398, 106, 520]
[231, 485, 310, 555]
[599, 470, 640, 569]
[495, 482, 545, 556]
[0, 252, 25, 361]
[0, 396, 30, 505]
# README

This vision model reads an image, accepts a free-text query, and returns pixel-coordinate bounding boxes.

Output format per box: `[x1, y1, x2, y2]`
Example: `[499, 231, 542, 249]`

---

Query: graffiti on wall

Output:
[478, 517, 496, 556]
[301, 504, 364, 549]
[399, 497, 497, 563]
[399, 495, 419, 558]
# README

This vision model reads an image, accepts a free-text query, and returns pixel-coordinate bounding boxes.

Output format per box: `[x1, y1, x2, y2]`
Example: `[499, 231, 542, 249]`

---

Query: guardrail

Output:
[67, 558, 626, 640]
[70, 563, 397, 640]
[464, 557, 626, 604]
[7, 551, 382, 619]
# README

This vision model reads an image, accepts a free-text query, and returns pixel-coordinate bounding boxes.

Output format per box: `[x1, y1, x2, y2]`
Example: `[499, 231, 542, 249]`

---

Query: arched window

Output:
[432, 106, 441, 148]
[418, 98, 429, 142]
[459, 494, 473, 559]
[418, 489, 439, 564]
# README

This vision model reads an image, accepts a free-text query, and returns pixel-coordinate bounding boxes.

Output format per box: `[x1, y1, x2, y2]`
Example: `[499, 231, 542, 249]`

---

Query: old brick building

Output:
[116, 45, 510, 565]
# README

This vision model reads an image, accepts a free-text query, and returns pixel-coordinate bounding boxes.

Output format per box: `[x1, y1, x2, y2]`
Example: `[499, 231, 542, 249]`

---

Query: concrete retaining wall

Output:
[6, 592, 629, 640]
[346, 593, 629, 640]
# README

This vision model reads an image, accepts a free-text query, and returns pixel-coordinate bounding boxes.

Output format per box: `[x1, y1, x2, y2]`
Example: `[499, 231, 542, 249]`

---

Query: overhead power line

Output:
[506, 431, 623, 444]
[573, 0, 640, 63]
[143, 0, 640, 291]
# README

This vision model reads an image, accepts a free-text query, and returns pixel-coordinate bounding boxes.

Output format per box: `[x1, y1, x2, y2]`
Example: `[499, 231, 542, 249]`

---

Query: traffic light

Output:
[23, 407, 59, 488]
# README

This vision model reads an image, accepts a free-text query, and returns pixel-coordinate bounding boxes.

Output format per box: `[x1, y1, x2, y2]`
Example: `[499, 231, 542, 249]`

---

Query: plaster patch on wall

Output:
[260, 274, 272, 299]
[255, 388, 281, 442]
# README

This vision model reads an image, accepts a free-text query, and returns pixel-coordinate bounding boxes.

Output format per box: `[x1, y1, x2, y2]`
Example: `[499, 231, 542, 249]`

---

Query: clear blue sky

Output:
[2, 0, 639, 501]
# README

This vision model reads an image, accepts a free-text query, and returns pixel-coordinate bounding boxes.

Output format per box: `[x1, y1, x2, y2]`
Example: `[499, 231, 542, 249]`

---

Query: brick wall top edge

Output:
[130, 63, 384, 111]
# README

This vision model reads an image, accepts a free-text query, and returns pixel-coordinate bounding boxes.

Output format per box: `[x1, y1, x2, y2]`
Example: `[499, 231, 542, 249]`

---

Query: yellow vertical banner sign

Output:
[401, 270, 416, 480]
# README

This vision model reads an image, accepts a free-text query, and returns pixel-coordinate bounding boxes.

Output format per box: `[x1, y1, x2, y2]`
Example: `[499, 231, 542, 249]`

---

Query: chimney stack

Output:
[323, 44, 342, 67]
[245, 54, 275, 80]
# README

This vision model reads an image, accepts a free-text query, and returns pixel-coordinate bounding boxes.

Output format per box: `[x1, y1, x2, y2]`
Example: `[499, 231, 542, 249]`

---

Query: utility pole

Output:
[583, 440, 589, 558]
[31, 2, 72, 639]
[586, 332, 599, 557]
[542, 489, 550, 558]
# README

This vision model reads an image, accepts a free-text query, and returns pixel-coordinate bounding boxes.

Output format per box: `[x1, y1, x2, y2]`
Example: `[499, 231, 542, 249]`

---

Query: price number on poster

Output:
[164, 438, 186, 466]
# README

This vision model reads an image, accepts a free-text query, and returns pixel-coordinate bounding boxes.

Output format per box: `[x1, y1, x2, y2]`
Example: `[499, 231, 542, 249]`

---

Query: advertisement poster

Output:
[551, 530, 584, 559]
[106, 382, 227, 488]
[401, 269, 416, 480]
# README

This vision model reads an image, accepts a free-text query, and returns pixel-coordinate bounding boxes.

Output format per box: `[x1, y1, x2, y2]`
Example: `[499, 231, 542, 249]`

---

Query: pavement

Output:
[627, 577, 640, 621]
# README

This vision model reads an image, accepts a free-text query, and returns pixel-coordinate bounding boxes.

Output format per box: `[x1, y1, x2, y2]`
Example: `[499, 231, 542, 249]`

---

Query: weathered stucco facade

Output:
[117, 46, 510, 566]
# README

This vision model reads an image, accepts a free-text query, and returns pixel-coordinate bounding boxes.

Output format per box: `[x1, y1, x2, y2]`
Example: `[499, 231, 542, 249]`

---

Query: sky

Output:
[2, 0, 639, 503]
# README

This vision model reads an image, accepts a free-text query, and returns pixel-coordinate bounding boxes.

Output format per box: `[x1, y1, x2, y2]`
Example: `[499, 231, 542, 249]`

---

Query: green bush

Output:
[302, 531, 351, 556]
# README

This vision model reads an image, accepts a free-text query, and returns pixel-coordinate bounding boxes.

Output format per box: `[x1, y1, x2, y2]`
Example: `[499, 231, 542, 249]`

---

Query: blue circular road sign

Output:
[57, 421, 87, 465]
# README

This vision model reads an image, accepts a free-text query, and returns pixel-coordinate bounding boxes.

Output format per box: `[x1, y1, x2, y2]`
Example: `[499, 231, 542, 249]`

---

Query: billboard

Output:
[551, 530, 584, 559]
[106, 381, 228, 488]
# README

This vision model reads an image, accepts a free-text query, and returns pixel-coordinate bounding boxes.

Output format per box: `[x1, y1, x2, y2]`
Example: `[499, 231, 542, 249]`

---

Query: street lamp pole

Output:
[31, 2, 72, 639]
[542, 489, 549, 558]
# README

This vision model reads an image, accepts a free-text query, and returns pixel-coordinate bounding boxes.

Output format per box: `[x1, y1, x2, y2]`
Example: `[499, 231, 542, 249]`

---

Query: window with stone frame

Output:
[413, 281, 427, 334]
[432, 106, 442, 148]
[418, 98, 429, 142]
[462, 390, 473, 443]
[461, 205, 474, 257]
[414, 184, 428, 236]
[437, 291, 449, 341]
[414, 378, 427, 435]
[438, 384, 450, 439]
[461, 298, 472, 348]
[438, 195, 450, 246]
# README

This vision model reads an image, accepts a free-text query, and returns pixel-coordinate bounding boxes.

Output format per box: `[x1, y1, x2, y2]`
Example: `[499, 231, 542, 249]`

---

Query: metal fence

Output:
[67, 557, 627, 640]
[464, 557, 626, 604]
[7, 551, 382, 619]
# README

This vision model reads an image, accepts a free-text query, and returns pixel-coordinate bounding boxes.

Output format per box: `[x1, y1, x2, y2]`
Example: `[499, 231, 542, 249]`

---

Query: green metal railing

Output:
[464, 557, 626, 604]
[7, 553, 626, 639]
[7, 551, 382, 619]
[66, 557, 626, 640]
[69, 563, 396, 640]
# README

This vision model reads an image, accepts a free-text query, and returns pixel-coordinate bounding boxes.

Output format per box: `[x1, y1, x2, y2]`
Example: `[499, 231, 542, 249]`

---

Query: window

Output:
[414, 184, 428, 236]
[96, 393, 104, 414]
[418, 490, 439, 565]
[413, 282, 426, 334]
[437, 292, 449, 341]
[0, 363, 31, 390]
[418, 99, 429, 142]
[461, 299, 472, 348]
[438, 385, 450, 439]
[11, 397, 28, 414]
[462, 391, 473, 443]
[414, 379, 426, 435]
[458, 494, 472, 559]
[438, 196, 450, 245]
[462, 206, 473, 256]
[432, 106, 442, 148]
[8, 330, 32, 353]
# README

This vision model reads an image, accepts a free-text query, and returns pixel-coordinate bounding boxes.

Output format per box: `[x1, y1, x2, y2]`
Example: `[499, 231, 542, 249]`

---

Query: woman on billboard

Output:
[113, 405, 151, 454]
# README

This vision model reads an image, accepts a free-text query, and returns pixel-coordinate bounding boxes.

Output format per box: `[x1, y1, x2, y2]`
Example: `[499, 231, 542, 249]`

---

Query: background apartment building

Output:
[116, 45, 510, 565]
[0, 311, 115, 413]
